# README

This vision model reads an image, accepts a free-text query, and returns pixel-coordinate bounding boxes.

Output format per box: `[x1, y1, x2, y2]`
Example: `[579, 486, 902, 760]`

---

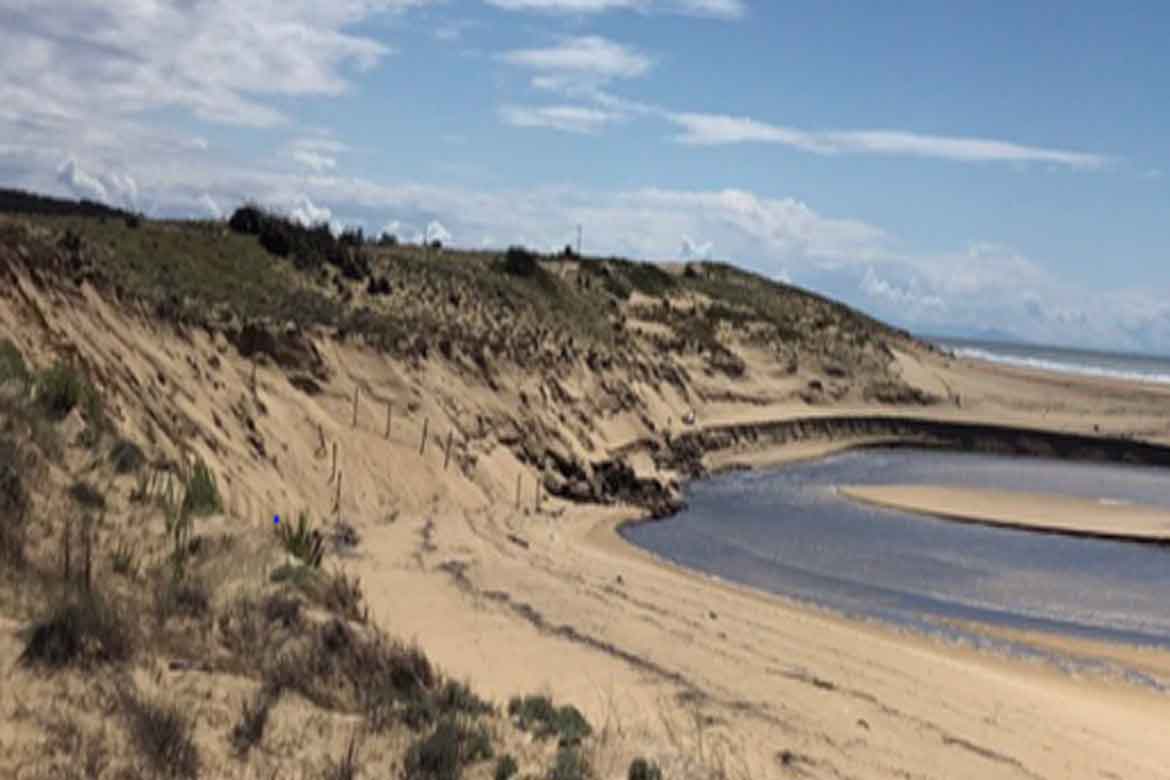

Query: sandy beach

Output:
[841, 484, 1170, 542]
[4, 221, 1170, 778]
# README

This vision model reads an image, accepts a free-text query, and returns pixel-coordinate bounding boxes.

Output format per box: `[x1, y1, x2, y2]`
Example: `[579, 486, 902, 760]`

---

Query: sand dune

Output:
[3, 212, 1170, 778]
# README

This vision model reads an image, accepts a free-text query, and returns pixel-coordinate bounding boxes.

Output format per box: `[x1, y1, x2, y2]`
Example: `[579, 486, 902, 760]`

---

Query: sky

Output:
[2, 1, 1168, 353]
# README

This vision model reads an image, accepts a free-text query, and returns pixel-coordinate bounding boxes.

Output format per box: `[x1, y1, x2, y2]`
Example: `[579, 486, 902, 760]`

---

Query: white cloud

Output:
[860, 267, 945, 311]
[500, 36, 652, 79]
[288, 137, 348, 172]
[289, 196, 332, 227]
[200, 193, 223, 219]
[0, 0, 428, 131]
[680, 236, 713, 260]
[485, 0, 744, 18]
[56, 157, 138, 208]
[668, 112, 1110, 168]
[500, 104, 620, 133]
[425, 220, 452, 244]
[57, 158, 109, 204]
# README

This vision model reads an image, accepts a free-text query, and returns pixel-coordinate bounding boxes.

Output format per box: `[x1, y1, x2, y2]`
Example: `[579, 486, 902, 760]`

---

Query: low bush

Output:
[121, 689, 200, 779]
[0, 339, 28, 385]
[110, 438, 146, 474]
[499, 247, 541, 278]
[404, 718, 494, 780]
[20, 590, 134, 668]
[68, 480, 106, 511]
[0, 439, 28, 564]
[495, 754, 519, 780]
[276, 511, 325, 568]
[182, 458, 221, 517]
[507, 695, 592, 747]
[35, 362, 90, 420]
[154, 575, 211, 622]
[549, 747, 590, 780]
[260, 618, 489, 734]
[230, 687, 274, 755]
[110, 539, 139, 579]
[627, 757, 663, 780]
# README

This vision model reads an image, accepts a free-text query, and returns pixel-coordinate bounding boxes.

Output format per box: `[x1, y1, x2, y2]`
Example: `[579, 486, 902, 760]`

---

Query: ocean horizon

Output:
[925, 336, 1170, 386]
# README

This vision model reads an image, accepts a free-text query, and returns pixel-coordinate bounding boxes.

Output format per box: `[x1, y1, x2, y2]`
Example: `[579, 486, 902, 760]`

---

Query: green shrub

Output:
[230, 688, 274, 755]
[507, 695, 592, 746]
[495, 755, 519, 780]
[182, 458, 221, 517]
[500, 247, 541, 277]
[35, 362, 88, 420]
[121, 690, 199, 779]
[621, 261, 677, 298]
[549, 747, 589, 780]
[276, 511, 324, 568]
[110, 539, 139, 579]
[110, 438, 146, 474]
[627, 757, 663, 780]
[0, 439, 28, 564]
[404, 718, 494, 780]
[154, 575, 211, 622]
[0, 339, 28, 385]
[68, 481, 106, 511]
[20, 590, 134, 668]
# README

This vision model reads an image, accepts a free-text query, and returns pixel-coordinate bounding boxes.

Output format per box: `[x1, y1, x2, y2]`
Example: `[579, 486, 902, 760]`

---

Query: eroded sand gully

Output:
[5, 257, 1170, 778]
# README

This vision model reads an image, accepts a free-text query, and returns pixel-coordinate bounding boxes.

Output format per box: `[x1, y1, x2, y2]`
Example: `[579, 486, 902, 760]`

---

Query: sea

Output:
[927, 337, 1170, 386]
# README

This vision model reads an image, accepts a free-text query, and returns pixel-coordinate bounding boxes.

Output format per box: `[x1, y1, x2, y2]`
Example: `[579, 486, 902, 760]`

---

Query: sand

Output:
[841, 484, 1170, 542]
[5, 240, 1170, 777]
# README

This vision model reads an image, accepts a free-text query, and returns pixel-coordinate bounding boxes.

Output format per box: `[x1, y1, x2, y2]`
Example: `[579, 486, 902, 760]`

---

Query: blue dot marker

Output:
[274, 514, 280, 525]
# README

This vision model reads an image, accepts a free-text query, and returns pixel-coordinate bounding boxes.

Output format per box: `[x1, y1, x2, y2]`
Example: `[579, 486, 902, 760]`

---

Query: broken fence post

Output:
[420, 418, 429, 455]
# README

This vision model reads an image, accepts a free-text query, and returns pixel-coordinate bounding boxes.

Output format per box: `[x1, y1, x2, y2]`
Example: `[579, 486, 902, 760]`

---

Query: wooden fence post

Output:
[515, 474, 521, 510]
[444, 431, 454, 470]
[352, 387, 359, 428]
[385, 402, 392, 439]
[330, 442, 337, 482]
[420, 418, 429, 455]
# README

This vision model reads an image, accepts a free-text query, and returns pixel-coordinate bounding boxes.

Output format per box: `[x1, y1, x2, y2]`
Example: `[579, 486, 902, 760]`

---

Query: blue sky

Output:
[2, 1, 1168, 352]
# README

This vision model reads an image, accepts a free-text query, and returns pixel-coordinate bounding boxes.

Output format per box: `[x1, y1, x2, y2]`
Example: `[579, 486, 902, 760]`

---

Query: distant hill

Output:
[0, 187, 135, 220]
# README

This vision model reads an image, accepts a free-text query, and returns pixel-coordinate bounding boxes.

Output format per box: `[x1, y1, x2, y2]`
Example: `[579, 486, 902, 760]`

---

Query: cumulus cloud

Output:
[500, 105, 620, 133]
[57, 159, 109, 204]
[667, 112, 1110, 168]
[56, 158, 138, 208]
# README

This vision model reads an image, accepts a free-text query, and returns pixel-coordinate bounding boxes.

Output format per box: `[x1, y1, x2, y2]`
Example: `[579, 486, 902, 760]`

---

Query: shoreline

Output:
[605, 427, 1170, 684]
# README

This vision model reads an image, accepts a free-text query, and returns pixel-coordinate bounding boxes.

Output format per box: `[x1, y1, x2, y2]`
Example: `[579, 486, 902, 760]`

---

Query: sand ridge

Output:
[841, 484, 1170, 543]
